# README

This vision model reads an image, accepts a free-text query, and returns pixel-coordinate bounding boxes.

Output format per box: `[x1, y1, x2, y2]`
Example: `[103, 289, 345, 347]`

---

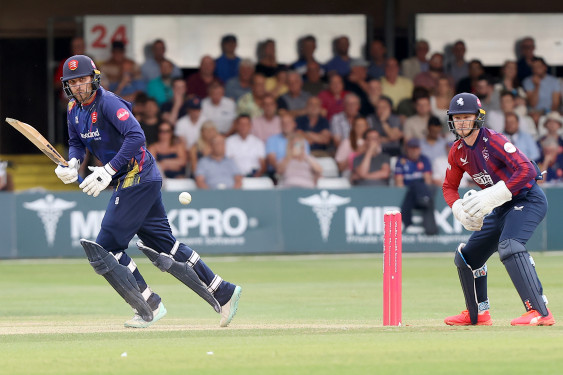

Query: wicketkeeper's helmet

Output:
[447, 92, 486, 138]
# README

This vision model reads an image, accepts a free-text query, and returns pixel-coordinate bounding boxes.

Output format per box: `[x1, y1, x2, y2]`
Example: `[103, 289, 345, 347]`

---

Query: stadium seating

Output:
[163, 178, 197, 191]
[242, 177, 275, 190]
[316, 157, 340, 178]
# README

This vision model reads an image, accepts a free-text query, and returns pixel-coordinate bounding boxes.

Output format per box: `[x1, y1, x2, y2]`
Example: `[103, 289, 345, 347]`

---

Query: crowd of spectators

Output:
[59, 34, 563, 189]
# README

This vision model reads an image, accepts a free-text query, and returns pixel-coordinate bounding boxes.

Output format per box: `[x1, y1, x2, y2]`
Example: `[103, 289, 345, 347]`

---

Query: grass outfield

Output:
[1, 253, 562, 374]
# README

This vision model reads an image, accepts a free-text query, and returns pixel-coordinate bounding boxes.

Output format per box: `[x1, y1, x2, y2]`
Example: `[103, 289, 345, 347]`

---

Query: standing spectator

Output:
[189, 121, 219, 176]
[381, 58, 414, 112]
[266, 113, 310, 172]
[201, 82, 237, 135]
[148, 121, 188, 179]
[100, 41, 137, 89]
[325, 36, 352, 77]
[186, 55, 221, 99]
[225, 59, 255, 101]
[394, 138, 438, 235]
[367, 39, 387, 79]
[251, 93, 281, 143]
[318, 73, 349, 121]
[413, 53, 453, 95]
[141, 39, 182, 82]
[295, 96, 332, 156]
[456, 59, 484, 94]
[138, 98, 161, 147]
[335, 116, 369, 177]
[290, 35, 324, 78]
[351, 129, 391, 186]
[256, 39, 282, 78]
[446, 40, 469, 86]
[517, 37, 536, 82]
[215, 34, 241, 83]
[226, 115, 266, 177]
[278, 71, 311, 118]
[502, 112, 540, 161]
[488, 91, 536, 137]
[146, 60, 175, 106]
[430, 76, 455, 126]
[110, 59, 146, 103]
[175, 97, 208, 150]
[403, 95, 435, 142]
[237, 73, 267, 118]
[330, 93, 361, 148]
[523, 57, 561, 115]
[277, 133, 323, 188]
[302, 61, 326, 96]
[161, 78, 189, 125]
[401, 40, 429, 80]
[195, 135, 242, 190]
[367, 96, 403, 156]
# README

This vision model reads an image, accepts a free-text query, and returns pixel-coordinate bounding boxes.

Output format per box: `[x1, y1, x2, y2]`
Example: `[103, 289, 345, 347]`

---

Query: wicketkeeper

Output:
[56, 54, 242, 328]
[442, 92, 554, 326]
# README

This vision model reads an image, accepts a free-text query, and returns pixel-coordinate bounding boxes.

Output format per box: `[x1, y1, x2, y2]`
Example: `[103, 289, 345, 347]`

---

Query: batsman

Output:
[442, 93, 555, 326]
[56, 54, 241, 328]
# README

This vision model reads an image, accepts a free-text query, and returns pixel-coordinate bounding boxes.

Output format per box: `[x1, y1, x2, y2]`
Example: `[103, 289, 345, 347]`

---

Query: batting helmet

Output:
[447, 92, 486, 138]
[61, 55, 101, 100]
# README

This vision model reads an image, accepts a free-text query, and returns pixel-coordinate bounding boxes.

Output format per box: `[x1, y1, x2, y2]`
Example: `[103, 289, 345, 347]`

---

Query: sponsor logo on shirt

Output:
[91, 111, 97, 123]
[460, 155, 469, 166]
[116, 108, 130, 121]
[471, 170, 494, 187]
[80, 129, 100, 139]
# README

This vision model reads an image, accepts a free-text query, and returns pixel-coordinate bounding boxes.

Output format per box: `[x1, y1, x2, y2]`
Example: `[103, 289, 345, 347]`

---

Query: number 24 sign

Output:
[84, 16, 133, 61]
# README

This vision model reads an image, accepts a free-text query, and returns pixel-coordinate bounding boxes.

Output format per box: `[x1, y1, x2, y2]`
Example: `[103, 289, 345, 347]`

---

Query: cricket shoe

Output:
[220, 285, 242, 327]
[124, 302, 167, 328]
[444, 310, 492, 326]
[511, 309, 555, 326]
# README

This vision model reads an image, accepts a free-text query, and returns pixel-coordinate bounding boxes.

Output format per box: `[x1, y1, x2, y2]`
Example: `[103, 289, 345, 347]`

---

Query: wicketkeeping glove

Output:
[462, 181, 512, 219]
[79, 164, 115, 197]
[54, 158, 80, 184]
[452, 199, 483, 231]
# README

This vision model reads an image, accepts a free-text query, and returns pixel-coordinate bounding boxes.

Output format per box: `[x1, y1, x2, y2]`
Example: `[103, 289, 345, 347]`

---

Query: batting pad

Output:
[454, 247, 479, 325]
[137, 241, 221, 313]
[81, 239, 153, 322]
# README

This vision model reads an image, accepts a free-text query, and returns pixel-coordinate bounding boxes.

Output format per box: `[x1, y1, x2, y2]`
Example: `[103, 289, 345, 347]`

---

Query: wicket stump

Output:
[383, 211, 402, 326]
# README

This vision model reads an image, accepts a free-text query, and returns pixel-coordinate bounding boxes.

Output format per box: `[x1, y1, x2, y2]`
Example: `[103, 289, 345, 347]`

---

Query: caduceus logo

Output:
[298, 190, 351, 242]
[23, 194, 76, 247]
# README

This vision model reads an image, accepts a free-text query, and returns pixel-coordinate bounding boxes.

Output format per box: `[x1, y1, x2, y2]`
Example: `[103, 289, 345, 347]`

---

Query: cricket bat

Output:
[5, 118, 83, 183]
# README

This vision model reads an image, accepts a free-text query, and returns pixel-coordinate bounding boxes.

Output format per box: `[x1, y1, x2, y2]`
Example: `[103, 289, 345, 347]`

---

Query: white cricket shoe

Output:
[124, 302, 167, 328]
[220, 286, 242, 327]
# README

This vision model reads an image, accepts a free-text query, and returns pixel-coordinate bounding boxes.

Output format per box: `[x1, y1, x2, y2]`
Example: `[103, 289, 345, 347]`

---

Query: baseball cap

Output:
[406, 138, 421, 148]
[186, 97, 201, 110]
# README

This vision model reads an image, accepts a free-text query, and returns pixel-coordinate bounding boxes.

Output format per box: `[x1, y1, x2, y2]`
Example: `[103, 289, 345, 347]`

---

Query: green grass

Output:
[1, 253, 563, 374]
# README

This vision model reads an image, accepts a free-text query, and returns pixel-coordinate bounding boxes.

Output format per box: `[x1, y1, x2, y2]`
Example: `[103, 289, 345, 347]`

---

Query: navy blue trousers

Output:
[461, 183, 547, 304]
[96, 180, 235, 305]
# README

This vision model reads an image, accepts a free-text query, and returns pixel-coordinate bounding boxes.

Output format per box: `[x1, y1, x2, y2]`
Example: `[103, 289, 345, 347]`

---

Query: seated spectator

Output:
[186, 55, 222, 99]
[430, 76, 455, 126]
[146, 60, 175, 106]
[367, 39, 387, 80]
[403, 95, 436, 142]
[295, 96, 332, 156]
[148, 121, 188, 179]
[456, 59, 484, 94]
[161, 78, 189, 125]
[215, 34, 241, 83]
[330, 93, 361, 148]
[225, 59, 255, 101]
[141, 39, 182, 82]
[346, 59, 372, 116]
[367, 95, 403, 156]
[366, 78, 383, 114]
[278, 71, 311, 117]
[397, 86, 431, 124]
[523, 57, 561, 116]
[110, 59, 145, 103]
[237, 73, 267, 118]
[277, 133, 323, 188]
[401, 39, 429, 80]
[201, 82, 236, 135]
[0, 160, 14, 191]
[132, 92, 149, 121]
[139, 98, 161, 146]
[446, 40, 469, 86]
[175, 97, 208, 150]
[494, 60, 527, 112]
[195, 134, 242, 190]
[290, 35, 324, 78]
[335, 116, 369, 177]
[537, 111, 563, 147]
[325, 36, 352, 77]
[502, 112, 540, 161]
[302, 61, 326, 96]
[394, 138, 438, 235]
[266, 113, 311, 173]
[488, 90, 536, 137]
[318, 73, 349, 121]
[474, 75, 500, 113]
[256, 39, 282, 78]
[265, 65, 289, 98]
[381, 57, 414, 112]
[413, 52, 452, 95]
[421, 117, 449, 186]
[251, 93, 281, 143]
[189, 120, 219, 176]
[536, 137, 563, 186]
[226, 115, 266, 177]
[100, 41, 137, 89]
[351, 129, 391, 186]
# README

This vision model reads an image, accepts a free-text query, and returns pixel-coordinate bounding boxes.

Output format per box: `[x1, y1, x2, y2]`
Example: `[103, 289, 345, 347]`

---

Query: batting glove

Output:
[452, 199, 484, 232]
[462, 181, 512, 219]
[55, 158, 80, 184]
[79, 164, 115, 197]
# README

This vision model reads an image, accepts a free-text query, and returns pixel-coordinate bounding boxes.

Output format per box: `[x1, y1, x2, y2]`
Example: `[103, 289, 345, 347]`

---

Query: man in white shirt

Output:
[174, 97, 208, 149]
[226, 115, 267, 177]
[202, 82, 237, 135]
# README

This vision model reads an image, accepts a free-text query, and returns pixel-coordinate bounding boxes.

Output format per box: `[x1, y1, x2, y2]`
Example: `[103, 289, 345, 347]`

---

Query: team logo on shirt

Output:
[116, 108, 130, 121]
[91, 111, 98, 123]
[482, 148, 489, 161]
[504, 142, 516, 153]
[68, 59, 78, 70]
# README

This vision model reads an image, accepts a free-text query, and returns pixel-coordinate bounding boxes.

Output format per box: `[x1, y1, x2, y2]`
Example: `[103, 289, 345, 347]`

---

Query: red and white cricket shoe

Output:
[444, 310, 492, 326]
[510, 309, 555, 326]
